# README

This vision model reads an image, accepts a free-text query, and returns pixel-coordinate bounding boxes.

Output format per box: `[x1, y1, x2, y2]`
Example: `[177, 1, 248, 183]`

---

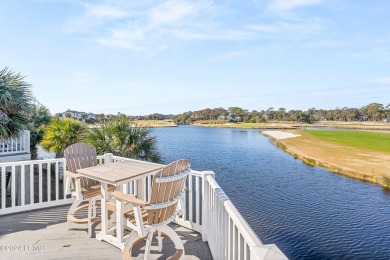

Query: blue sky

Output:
[1, 0, 389, 115]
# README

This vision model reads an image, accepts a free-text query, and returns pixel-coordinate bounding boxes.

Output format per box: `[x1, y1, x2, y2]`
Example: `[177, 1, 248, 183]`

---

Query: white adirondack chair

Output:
[64, 143, 115, 237]
[112, 159, 191, 260]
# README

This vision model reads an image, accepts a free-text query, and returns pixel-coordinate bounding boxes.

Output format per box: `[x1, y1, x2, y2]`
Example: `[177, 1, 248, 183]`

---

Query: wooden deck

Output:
[0, 205, 212, 259]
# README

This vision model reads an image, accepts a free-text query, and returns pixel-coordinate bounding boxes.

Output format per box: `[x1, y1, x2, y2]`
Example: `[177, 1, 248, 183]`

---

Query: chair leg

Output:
[92, 198, 97, 218]
[144, 231, 154, 260]
[157, 230, 163, 252]
[123, 230, 139, 260]
[160, 225, 185, 259]
[87, 199, 93, 238]
[67, 199, 83, 230]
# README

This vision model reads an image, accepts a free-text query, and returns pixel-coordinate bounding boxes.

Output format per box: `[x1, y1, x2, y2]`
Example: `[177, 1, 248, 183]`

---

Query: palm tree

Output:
[87, 116, 161, 163]
[27, 104, 52, 159]
[0, 67, 34, 140]
[41, 117, 88, 157]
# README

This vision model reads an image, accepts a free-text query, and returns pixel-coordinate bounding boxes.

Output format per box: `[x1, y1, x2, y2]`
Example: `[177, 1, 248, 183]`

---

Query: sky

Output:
[1, 0, 389, 115]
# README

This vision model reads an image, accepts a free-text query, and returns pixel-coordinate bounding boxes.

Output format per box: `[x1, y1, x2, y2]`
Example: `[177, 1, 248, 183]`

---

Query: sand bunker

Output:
[263, 130, 301, 140]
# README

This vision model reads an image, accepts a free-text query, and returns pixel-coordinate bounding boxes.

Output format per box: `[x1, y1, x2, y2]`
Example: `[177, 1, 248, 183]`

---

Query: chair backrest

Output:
[64, 143, 98, 188]
[146, 159, 190, 225]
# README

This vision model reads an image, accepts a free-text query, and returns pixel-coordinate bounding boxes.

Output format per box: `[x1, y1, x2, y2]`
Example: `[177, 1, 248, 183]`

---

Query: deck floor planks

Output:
[0, 205, 212, 259]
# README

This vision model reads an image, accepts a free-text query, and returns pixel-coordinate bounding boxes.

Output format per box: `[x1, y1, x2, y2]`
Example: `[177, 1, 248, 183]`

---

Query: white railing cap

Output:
[250, 244, 288, 260]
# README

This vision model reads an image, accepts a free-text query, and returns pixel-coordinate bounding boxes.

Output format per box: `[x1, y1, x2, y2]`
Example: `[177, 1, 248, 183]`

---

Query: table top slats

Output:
[77, 160, 164, 185]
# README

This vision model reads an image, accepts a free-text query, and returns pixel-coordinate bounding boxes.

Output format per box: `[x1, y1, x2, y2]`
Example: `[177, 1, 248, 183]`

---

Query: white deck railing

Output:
[0, 154, 287, 259]
[0, 130, 30, 156]
[0, 158, 72, 215]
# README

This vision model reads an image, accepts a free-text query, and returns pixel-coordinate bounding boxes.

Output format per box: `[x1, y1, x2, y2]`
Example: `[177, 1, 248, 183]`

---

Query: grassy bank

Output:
[303, 130, 390, 153]
[264, 130, 390, 189]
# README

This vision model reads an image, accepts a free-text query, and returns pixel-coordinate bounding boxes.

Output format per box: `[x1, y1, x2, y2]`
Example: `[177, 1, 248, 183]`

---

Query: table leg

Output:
[97, 182, 108, 240]
[116, 184, 124, 244]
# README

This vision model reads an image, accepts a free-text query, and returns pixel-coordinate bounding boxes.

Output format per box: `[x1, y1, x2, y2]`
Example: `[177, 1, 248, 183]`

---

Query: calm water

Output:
[153, 126, 390, 260]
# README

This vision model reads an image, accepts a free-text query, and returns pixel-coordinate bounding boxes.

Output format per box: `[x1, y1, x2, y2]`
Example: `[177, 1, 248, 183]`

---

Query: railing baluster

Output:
[228, 217, 232, 260]
[21, 165, 25, 206]
[38, 163, 42, 203]
[55, 162, 59, 200]
[47, 163, 51, 201]
[148, 175, 152, 202]
[188, 175, 193, 223]
[11, 165, 16, 207]
[195, 176, 200, 225]
[1, 166, 5, 209]
[238, 230, 241, 259]
[129, 181, 134, 194]
[30, 164, 34, 204]
[62, 161, 66, 199]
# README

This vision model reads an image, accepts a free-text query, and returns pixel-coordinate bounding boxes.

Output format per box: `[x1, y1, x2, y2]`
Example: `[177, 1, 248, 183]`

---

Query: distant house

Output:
[227, 114, 242, 122]
[85, 113, 96, 120]
[357, 115, 368, 121]
[61, 109, 96, 120]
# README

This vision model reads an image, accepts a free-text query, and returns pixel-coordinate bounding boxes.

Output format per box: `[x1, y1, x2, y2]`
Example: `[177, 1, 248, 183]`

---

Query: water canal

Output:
[154, 126, 390, 259]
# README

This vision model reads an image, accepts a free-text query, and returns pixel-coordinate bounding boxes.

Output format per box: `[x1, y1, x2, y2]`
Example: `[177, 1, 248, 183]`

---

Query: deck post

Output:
[201, 171, 215, 242]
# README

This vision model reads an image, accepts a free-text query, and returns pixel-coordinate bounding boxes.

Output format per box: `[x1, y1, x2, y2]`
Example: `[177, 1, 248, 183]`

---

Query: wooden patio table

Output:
[77, 158, 164, 249]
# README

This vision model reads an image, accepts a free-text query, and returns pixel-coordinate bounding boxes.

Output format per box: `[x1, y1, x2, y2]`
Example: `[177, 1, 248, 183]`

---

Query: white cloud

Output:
[149, 0, 211, 25]
[249, 20, 323, 34]
[212, 51, 248, 61]
[269, 0, 322, 11]
[171, 29, 253, 41]
[65, 3, 129, 32]
[65, 0, 327, 53]
[84, 4, 127, 19]
[373, 77, 390, 84]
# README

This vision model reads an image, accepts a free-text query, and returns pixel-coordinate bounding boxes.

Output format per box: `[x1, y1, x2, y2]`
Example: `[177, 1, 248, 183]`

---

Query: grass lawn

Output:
[276, 130, 390, 186]
[301, 130, 390, 154]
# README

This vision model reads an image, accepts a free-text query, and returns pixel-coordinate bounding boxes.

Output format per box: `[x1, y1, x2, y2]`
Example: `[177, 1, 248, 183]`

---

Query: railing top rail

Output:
[0, 157, 65, 166]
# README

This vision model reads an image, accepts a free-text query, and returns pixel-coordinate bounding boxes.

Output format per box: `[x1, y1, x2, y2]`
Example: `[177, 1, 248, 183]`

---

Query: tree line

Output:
[170, 104, 390, 125]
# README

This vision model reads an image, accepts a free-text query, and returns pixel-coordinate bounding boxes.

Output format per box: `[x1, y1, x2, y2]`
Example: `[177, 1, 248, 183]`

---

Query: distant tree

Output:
[228, 107, 246, 117]
[87, 116, 161, 163]
[275, 108, 287, 121]
[264, 107, 275, 122]
[65, 112, 71, 118]
[364, 103, 384, 121]
[41, 117, 88, 157]
[97, 113, 105, 122]
[0, 67, 34, 140]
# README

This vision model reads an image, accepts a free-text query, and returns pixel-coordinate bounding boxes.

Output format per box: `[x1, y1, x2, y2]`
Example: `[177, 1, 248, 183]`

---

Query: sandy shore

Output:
[262, 130, 390, 188]
[262, 130, 301, 139]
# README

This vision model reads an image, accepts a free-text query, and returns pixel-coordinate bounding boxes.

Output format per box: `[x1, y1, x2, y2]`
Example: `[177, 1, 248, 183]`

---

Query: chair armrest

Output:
[66, 171, 82, 179]
[111, 191, 149, 206]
